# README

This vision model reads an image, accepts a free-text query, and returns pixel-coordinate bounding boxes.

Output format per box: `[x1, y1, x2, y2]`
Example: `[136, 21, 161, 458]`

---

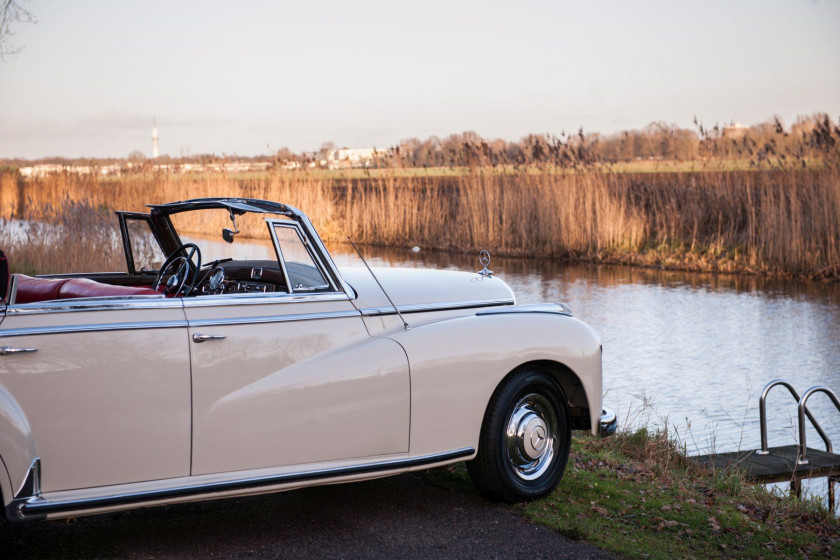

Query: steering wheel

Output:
[154, 243, 202, 296]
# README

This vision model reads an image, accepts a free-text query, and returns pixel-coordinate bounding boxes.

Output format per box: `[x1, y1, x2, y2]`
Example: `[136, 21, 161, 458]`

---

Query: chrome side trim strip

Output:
[7, 292, 352, 315]
[188, 310, 361, 328]
[7, 297, 181, 315]
[0, 320, 189, 338]
[361, 299, 514, 317]
[476, 303, 572, 318]
[17, 447, 475, 518]
[182, 292, 351, 308]
[37, 272, 129, 278]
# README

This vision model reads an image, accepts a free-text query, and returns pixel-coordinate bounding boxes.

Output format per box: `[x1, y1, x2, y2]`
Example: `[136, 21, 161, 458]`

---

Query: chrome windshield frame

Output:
[147, 197, 355, 300]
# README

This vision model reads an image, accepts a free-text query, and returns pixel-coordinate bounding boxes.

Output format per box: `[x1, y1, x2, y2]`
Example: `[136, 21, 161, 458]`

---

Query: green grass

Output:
[426, 430, 839, 559]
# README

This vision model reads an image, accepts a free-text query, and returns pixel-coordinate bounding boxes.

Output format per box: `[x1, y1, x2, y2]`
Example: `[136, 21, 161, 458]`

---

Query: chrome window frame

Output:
[266, 218, 336, 293]
[117, 212, 167, 276]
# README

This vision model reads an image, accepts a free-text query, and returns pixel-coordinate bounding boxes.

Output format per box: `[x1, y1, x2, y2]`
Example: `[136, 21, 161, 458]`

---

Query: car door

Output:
[0, 289, 192, 493]
[186, 221, 410, 476]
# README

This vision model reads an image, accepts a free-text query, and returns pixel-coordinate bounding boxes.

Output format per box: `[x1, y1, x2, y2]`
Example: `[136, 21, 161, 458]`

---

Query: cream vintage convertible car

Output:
[0, 198, 615, 522]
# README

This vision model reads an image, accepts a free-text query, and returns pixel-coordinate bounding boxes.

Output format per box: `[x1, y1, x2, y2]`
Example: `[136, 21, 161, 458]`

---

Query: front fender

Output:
[0, 383, 38, 506]
[390, 312, 602, 457]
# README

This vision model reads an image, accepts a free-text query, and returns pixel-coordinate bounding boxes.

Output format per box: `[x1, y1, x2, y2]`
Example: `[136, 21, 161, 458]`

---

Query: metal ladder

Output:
[758, 379, 840, 507]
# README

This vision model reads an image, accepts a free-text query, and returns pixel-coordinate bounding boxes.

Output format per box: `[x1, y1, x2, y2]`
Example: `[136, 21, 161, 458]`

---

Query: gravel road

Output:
[0, 471, 615, 559]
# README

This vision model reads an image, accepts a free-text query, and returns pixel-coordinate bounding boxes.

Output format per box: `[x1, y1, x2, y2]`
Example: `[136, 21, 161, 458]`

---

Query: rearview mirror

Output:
[223, 208, 240, 243]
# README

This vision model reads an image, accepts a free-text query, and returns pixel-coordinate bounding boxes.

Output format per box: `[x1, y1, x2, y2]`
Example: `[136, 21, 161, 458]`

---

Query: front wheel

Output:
[467, 368, 571, 502]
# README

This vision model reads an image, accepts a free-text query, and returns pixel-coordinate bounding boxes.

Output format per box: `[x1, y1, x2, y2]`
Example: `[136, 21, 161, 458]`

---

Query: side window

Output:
[271, 224, 330, 292]
[124, 217, 166, 274]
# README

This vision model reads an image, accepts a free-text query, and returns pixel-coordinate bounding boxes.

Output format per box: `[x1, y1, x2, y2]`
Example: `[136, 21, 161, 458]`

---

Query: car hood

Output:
[339, 266, 515, 314]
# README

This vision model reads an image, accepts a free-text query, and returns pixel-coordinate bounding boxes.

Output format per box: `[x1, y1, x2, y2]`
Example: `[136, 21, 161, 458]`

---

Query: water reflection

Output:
[327, 243, 840, 460]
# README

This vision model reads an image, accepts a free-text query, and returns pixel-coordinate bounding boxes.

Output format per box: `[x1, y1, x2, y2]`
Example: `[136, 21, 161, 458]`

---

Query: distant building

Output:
[17, 160, 272, 178]
[722, 122, 748, 139]
[326, 147, 389, 169]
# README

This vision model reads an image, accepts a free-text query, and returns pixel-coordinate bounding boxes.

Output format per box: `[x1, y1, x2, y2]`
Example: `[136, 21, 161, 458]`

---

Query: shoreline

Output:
[323, 239, 840, 283]
[426, 429, 840, 559]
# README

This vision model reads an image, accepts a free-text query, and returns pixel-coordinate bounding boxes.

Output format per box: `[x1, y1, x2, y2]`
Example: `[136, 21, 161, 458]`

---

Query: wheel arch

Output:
[510, 360, 593, 431]
[394, 311, 604, 456]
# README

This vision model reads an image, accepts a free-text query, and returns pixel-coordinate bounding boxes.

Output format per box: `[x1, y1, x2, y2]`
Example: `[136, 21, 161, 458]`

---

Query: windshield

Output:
[168, 209, 286, 263]
[165, 208, 334, 293]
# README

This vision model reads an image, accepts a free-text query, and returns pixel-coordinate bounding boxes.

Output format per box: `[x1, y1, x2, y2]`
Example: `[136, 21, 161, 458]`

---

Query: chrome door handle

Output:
[0, 346, 38, 355]
[192, 334, 226, 343]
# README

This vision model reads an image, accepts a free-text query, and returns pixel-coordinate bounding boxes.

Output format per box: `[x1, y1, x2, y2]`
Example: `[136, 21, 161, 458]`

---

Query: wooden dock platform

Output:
[692, 445, 840, 484]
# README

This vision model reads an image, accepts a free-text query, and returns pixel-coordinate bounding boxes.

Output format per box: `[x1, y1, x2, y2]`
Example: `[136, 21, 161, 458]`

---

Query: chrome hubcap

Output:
[505, 393, 557, 481]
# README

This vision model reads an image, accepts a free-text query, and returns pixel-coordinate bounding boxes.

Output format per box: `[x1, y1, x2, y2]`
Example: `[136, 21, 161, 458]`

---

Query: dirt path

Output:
[0, 472, 615, 559]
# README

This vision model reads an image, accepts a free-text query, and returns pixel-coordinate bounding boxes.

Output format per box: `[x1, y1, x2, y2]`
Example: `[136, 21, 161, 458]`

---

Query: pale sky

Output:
[1, 0, 838, 159]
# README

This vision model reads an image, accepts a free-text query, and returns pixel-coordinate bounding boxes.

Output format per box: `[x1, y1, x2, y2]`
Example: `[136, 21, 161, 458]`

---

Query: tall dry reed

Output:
[0, 200, 125, 274]
[1, 166, 838, 278]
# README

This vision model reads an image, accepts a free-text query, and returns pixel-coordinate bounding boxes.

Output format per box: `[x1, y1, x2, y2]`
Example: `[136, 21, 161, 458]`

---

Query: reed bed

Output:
[0, 200, 125, 275]
[1, 166, 838, 279]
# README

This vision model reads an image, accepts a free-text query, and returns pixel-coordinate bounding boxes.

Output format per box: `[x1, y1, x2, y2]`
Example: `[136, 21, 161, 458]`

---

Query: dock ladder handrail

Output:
[757, 379, 833, 464]
[797, 386, 840, 465]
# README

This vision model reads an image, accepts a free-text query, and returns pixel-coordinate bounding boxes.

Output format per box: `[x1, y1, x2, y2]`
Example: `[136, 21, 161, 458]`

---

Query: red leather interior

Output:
[58, 278, 160, 299]
[14, 275, 160, 304]
[14, 275, 71, 304]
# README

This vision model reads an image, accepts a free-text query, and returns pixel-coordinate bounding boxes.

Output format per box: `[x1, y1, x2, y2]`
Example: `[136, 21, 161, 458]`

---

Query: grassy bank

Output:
[427, 429, 839, 559]
[1, 165, 839, 279]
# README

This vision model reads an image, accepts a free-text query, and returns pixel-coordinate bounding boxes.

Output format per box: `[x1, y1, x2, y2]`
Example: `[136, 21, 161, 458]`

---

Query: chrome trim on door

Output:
[14, 447, 475, 519]
[0, 346, 38, 355]
[7, 292, 354, 315]
[7, 296, 180, 316]
[361, 299, 514, 317]
[188, 310, 361, 328]
[0, 320, 189, 338]
[182, 292, 351, 308]
[192, 333, 227, 343]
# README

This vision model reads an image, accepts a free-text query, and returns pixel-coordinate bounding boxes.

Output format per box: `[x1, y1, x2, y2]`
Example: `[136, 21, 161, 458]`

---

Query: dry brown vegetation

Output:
[2, 116, 839, 278]
[1, 160, 839, 279]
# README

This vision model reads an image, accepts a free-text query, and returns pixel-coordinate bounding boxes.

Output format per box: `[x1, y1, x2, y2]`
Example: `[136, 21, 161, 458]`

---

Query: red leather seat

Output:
[58, 278, 161, 299]
[14, 275, 71, 304]
[14, 275, 160, 303]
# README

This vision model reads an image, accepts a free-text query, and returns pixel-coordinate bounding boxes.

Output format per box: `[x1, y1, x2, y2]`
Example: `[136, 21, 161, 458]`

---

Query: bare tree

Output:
[318, 141, 336, 161]
[0, 0, 36, 60]
[128, 150, 147, 162]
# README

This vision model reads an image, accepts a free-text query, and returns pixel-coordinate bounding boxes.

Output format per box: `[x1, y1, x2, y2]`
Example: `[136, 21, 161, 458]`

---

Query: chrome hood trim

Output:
[476, 303, 572, 317]
[341, 267, 515, 315]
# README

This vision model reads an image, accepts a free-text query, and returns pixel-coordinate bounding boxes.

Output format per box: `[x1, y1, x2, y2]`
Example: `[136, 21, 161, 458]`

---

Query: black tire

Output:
[467, 368, 571, 502]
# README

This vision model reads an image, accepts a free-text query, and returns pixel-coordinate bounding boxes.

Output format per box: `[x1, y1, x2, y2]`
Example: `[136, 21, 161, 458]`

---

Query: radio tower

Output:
[151, 117, 160, 158]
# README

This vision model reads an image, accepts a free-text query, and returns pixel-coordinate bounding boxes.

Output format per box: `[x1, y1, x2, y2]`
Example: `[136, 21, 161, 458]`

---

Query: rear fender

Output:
[390, 312, 602, 457]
